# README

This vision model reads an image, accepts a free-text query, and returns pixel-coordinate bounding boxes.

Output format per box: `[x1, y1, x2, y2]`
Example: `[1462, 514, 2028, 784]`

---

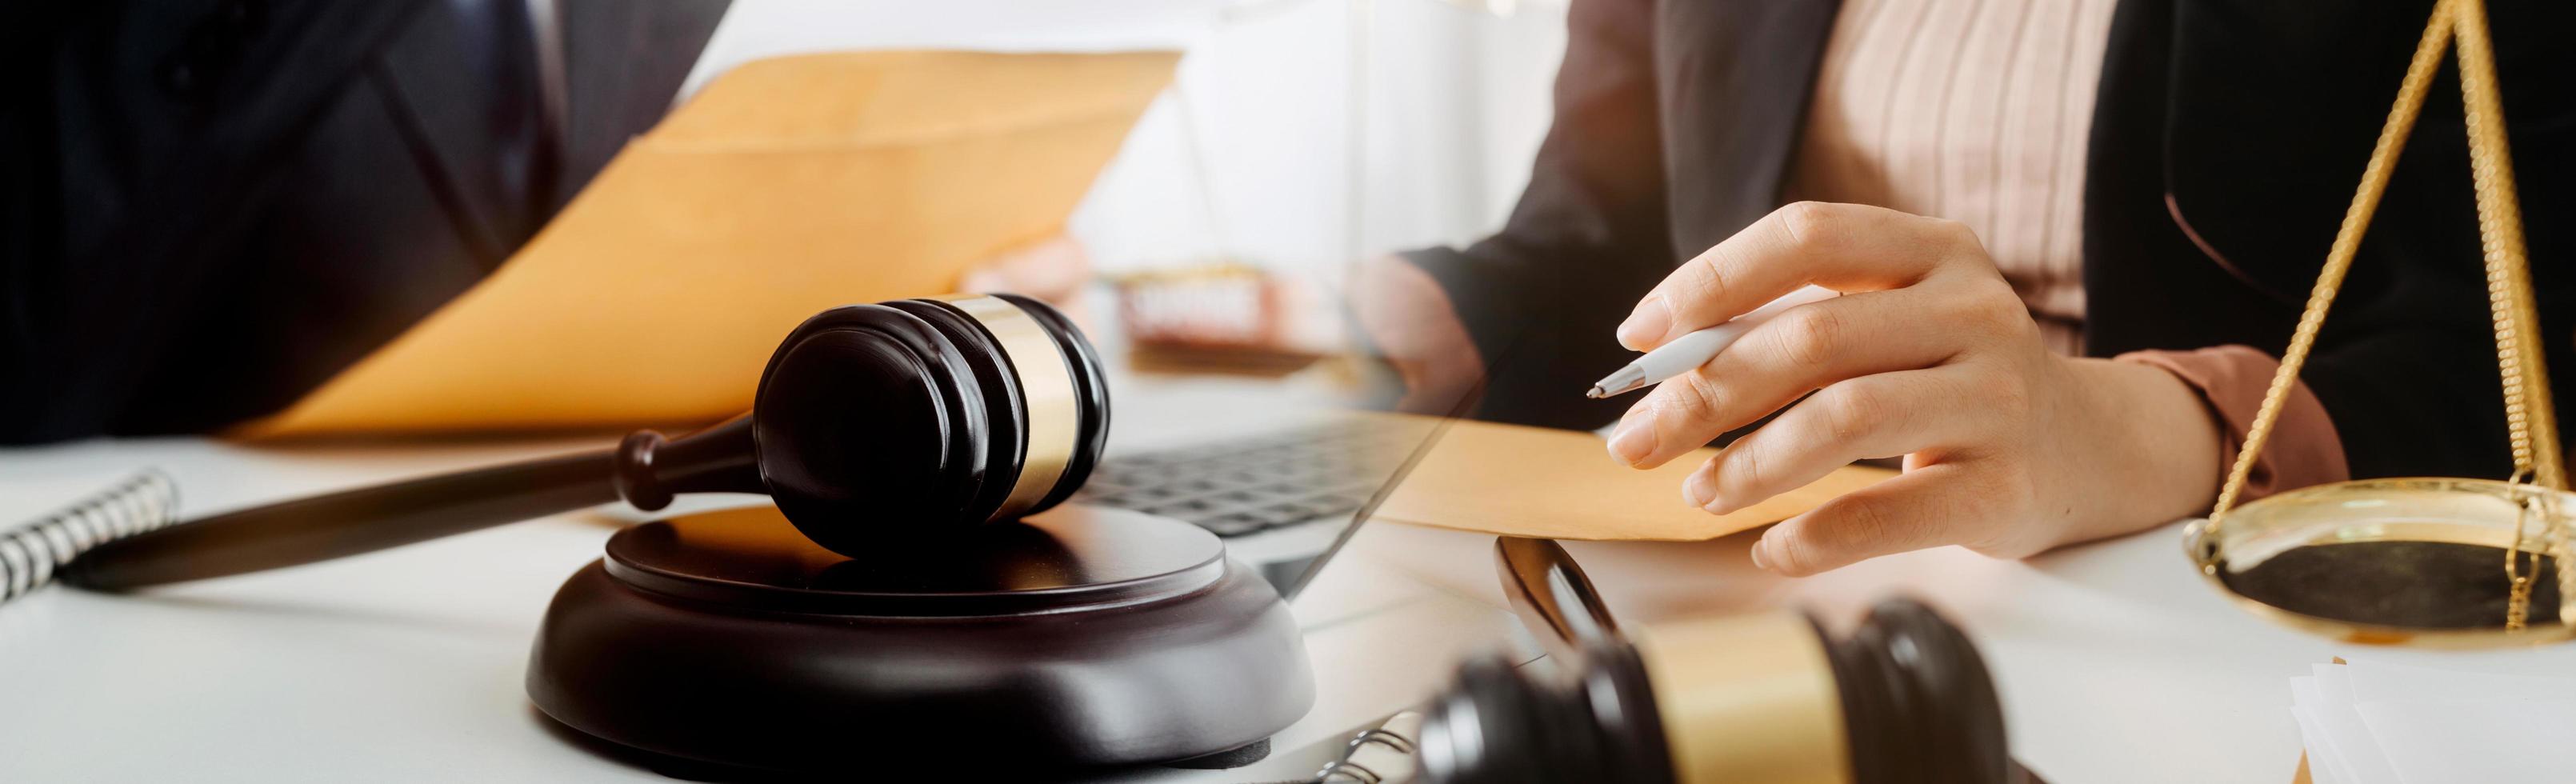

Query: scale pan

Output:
[2186, 478, 2573, 648]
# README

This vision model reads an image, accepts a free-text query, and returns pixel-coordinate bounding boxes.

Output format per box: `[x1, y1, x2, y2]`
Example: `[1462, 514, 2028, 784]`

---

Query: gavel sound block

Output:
[67, 295, 1314, 774]
[532, 503, 1310, 774]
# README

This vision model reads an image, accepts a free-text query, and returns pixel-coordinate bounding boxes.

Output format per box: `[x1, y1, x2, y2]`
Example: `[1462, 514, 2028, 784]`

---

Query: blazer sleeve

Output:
[1398, 0, 1676, 430]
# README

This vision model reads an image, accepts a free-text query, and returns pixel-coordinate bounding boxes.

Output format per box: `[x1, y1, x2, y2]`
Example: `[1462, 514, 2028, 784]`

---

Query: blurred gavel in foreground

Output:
[1415, 538, 2031, 784]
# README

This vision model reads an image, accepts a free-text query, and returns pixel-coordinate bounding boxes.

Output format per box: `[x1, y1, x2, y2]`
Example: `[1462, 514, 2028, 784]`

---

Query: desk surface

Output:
[0, 374, 1530, 783]
[6, 376, 2573, 783]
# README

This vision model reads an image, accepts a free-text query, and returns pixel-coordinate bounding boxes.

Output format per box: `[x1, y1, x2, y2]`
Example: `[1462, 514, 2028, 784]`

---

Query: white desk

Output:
[7, 385, 2574, 782]
[1349, 522, 2576, 784]
[0, 374, 1533, 783]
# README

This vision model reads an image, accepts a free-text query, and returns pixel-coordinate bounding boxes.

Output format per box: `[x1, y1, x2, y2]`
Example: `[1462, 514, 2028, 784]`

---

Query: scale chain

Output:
[2199, 0, 2563, 630]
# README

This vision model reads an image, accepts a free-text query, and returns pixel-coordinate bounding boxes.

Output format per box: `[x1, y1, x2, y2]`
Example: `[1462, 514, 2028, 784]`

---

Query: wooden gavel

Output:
[1424, 538, 2030, 784]
[68, 294, 1111, 590]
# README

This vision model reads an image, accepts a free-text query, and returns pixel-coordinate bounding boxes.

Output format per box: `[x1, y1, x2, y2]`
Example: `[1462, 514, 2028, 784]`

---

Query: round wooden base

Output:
[526, 503, 1310, 774]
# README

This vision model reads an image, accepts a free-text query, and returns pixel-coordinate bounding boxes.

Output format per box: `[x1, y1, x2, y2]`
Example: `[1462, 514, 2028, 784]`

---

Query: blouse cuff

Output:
[2115, 345, 2350, 502]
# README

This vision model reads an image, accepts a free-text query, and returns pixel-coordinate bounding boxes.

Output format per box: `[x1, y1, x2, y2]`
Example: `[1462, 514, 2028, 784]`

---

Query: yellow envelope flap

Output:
[244, 50, 1178, 438]
[649, 50, 1182, 150]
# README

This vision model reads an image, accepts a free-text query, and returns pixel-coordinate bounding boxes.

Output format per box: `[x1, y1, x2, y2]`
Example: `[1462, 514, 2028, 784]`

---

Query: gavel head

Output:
[1416, 598, 2009, 784]
[750, 294, 1110, 556]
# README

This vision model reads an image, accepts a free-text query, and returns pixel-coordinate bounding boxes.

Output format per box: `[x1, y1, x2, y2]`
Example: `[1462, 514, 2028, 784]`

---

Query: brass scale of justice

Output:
[2184, 0, 2574, 647]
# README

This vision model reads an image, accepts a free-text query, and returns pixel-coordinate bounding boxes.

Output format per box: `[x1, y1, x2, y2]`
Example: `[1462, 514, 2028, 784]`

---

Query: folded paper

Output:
[2290, 659, 2576, 784]
[1375, 419, 1896, 541]
[248, 50, 1177, 436]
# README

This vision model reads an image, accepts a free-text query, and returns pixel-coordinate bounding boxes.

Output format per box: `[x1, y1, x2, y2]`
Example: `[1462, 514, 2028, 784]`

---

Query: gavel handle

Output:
[67, 449, 623, 590]
[67, 417, 762, 591]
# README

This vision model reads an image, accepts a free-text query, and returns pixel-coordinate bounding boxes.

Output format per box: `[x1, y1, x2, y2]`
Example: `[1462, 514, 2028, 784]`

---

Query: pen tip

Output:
[1585, 386, 1607, 399]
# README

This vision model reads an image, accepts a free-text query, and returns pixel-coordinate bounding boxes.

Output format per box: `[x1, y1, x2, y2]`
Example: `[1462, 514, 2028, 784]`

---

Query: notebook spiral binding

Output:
[1, 471, 180, 603]
[1313, 710, 1422, 783]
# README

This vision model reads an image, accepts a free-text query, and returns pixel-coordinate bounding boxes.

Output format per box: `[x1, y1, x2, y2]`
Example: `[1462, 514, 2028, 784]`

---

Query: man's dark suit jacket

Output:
[1406, 0, 2574, 482]
[0, 0, 729, 442]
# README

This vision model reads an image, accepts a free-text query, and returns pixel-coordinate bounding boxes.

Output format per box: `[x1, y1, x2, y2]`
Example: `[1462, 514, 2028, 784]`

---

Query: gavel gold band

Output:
[1634, 613, 1851, 784]
[931, 294, 1078, 520]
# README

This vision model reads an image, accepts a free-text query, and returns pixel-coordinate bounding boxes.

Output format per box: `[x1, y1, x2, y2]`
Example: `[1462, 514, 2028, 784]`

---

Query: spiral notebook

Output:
[0, 472, 181, 604]
[1302, 710, 1422, 784]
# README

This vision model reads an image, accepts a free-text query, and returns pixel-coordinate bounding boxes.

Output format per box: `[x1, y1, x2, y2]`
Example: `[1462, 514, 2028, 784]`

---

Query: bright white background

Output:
[684, 0, 1570, 287]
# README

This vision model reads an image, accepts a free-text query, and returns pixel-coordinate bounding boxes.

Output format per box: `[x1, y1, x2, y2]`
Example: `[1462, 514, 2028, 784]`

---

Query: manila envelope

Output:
[247, 50, 1178, 436]
[1375, 418, 1897, 541]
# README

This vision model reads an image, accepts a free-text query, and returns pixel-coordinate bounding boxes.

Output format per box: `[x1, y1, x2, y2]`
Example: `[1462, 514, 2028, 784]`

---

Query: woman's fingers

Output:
[1599, 202, 2089, 577]
[1606, 289, 1974, 469]
[1682, 363, 2009, 513]
[1750, 462, 2022, 577]
[1616, 202, 1988, 350]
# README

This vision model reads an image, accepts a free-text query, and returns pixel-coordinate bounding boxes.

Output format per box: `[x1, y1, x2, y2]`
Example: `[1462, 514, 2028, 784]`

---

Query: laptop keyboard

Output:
[1076, 420, 1417, 538]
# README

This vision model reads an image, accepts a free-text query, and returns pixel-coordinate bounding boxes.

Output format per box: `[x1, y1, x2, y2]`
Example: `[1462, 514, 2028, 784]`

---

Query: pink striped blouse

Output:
[1783, 0, 2346, 498]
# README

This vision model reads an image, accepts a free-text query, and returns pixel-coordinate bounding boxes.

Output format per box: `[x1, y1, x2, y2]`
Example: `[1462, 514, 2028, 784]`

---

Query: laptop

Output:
[1074, 384, 1474, 597]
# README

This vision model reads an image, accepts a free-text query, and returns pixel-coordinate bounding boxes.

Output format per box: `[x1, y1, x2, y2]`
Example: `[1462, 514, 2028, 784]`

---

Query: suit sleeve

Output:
[1398, 0, 1675, 430]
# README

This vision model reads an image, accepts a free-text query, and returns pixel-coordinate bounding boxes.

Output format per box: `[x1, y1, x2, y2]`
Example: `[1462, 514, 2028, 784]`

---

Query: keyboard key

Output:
[1078, 420, 1423, 528]
[1201, 514, 1266, 537]
[1249, 507, 1312, 526]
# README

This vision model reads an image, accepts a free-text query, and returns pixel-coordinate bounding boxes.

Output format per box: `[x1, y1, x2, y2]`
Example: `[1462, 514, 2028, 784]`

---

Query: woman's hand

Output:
[1606, 202, 2223, 575]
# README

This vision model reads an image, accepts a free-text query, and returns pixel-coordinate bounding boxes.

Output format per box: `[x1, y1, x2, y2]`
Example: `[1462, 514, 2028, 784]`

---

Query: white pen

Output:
[1585, 285, 1839, 398]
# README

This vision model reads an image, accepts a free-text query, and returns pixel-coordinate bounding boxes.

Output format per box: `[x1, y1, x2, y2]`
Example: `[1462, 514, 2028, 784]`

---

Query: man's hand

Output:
[1351, 255, 1486, 413]
[1606, 202, 2222, 575]
[962, 234, 1094, 322]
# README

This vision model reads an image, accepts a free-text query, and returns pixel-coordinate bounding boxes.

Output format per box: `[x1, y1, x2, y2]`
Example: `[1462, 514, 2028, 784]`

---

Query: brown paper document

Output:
[249, 50, 1178, 436]
[1376, 419, 1896, 541]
